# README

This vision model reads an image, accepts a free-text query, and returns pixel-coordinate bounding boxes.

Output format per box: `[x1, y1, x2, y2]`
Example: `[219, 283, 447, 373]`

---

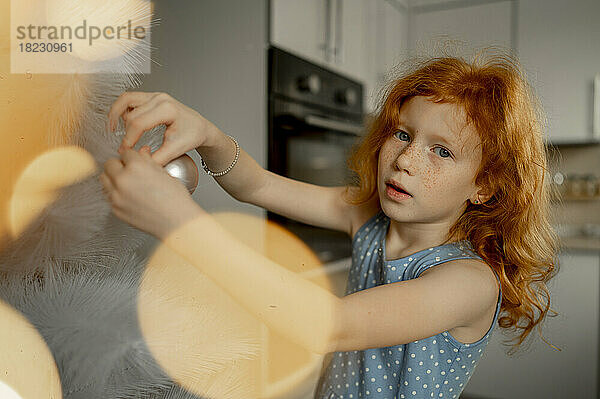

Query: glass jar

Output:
[567, 174, 584, 198]
[583, 174, 599, 198]
[551, 172, 567, 198]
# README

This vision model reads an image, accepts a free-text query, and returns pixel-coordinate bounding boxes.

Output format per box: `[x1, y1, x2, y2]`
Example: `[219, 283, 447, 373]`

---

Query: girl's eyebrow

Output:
[428, 133, 458, 149]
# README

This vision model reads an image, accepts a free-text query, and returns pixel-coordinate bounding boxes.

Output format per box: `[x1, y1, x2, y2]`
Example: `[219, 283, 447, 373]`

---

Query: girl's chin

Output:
[381, 203, 410, 218]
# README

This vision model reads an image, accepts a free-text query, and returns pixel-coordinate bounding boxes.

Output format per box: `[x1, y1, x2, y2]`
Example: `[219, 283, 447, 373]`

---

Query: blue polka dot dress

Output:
[314, 210, 502, 399]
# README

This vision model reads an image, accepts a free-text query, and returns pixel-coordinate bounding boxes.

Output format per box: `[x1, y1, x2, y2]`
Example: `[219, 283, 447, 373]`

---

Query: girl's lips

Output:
[386, 179, 411, 196]
[385, 184, 412, 202]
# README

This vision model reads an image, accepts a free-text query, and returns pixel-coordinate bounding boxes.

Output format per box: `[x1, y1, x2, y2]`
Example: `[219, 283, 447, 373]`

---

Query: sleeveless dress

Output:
[314, 210, 503, 399]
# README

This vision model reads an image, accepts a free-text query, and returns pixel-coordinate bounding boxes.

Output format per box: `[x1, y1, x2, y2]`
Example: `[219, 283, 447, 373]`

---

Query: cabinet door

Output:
[379, 0, 407, 87]
[362, 0, 379, 115]
[270, 0, 327, 65]
[270, 0, 367, 82]
[337, 0, 367, 81]
[363, 0, 408, 115]
[517, 0, 600, 144]
[463, 251, 599, 398]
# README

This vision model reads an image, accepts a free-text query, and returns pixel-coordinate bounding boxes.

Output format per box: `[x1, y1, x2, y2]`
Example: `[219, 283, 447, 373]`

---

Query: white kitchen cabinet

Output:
[270, 0, 371, 79]
[271, 0, 365, 74]
[270, 0, 327, 65]
[338, 0, 368, 81]
[380, 0, 408, 83]
[463, 250, 599, 399]
[363, 0, 408, 114]
[516, 0, 600, 144]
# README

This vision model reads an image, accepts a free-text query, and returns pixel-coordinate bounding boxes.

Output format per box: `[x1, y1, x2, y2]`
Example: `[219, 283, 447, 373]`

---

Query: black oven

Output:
[267, 46, 365, 264]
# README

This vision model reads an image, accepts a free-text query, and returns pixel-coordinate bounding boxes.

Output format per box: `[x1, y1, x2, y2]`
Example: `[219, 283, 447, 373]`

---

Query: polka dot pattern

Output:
[314, 210, 503, 399]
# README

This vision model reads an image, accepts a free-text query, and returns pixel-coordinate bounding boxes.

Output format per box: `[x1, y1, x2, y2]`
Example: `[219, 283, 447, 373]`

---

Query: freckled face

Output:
[377, 96, 483, 225]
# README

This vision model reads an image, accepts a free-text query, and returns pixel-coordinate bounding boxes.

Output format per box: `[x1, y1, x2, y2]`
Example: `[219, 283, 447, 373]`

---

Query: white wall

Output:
[138, 0, 268, 217]
[516, 0, 600, 143]
[407, 0, 512, 58]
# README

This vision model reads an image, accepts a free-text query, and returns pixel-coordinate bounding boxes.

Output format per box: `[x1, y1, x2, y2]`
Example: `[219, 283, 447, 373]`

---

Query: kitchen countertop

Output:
[555, 223, 600, 253]
[560, 236, 600, 253]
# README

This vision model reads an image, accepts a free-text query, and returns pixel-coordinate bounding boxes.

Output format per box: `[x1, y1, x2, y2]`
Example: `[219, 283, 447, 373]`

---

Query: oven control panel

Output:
[269, 46, 363, 118]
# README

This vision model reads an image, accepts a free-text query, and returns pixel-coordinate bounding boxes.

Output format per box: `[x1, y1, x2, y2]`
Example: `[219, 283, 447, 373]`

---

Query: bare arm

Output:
[162, 206, 342, 355]
[195, 126, 267, 203]
[161, 205, 499, 355]
[198, 128, 356, 236]
[107, 91, 359, 236]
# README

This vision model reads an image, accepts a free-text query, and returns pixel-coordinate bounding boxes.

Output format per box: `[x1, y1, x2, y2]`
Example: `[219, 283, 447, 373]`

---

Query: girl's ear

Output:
[471, 187, 494, 204]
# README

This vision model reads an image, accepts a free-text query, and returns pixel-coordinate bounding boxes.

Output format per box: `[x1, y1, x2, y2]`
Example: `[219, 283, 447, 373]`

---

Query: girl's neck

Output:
[385, 217, 454, 260]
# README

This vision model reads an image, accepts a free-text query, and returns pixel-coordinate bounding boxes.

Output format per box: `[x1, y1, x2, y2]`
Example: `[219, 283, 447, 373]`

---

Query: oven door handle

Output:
[304, 114, 364, 136]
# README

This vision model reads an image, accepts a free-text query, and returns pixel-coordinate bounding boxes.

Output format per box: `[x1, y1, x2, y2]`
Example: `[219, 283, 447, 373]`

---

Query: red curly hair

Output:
[342, 49, 562, 355]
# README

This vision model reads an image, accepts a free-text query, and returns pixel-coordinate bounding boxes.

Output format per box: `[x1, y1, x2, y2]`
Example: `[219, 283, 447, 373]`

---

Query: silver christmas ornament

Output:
[164, 154, 199, 194]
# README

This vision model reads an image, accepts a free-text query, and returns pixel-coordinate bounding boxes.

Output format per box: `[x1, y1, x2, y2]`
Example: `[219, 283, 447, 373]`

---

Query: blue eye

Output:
[393, 130, 453, 159]
[434, 147, 452, 159]
[393, 130, 410, 141]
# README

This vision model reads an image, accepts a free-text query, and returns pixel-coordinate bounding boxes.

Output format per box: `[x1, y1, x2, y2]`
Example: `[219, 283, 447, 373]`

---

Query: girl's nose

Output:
[394, 144, 417, 175]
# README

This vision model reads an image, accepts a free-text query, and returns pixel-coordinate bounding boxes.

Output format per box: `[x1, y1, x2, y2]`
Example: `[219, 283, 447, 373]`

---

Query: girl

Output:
[100, 51, 560, 398]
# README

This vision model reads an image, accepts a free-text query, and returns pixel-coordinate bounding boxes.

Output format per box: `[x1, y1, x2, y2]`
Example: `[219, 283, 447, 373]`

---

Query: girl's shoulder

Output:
[410, 240, 487, 274]
[379, 238, 493, 283]
[348, 199, 381, 242]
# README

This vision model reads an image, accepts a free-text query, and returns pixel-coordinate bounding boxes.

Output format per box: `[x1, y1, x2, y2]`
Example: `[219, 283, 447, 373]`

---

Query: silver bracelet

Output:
[199, 135, 240, 177]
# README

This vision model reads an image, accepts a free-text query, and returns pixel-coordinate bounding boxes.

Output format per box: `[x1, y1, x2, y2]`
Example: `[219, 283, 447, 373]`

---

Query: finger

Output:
[122, 94, 161, 124]
[121, 101, 177, 151]
[103, 157, 124, 182]
[107, 91, 157, 132]
[139, 145, 153, 158]
[121, 101, 158, 148]
[140, 146, 161, 165]
[108, 91, 156, 130]
[119, 96, 164, 149]
[150, 134, 184, 166]
[120, 147, 142, 166]
[98, 172, 114, 195]
[99, 172, 122, 205]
